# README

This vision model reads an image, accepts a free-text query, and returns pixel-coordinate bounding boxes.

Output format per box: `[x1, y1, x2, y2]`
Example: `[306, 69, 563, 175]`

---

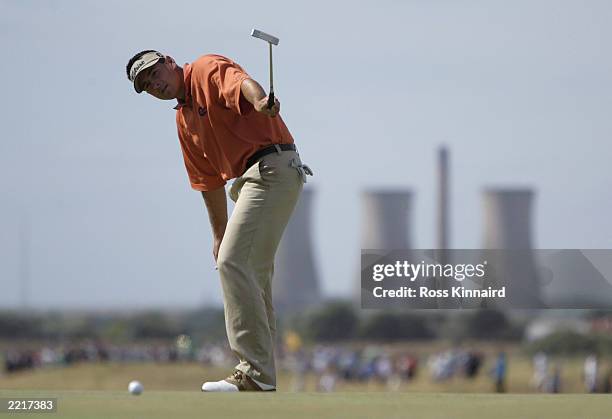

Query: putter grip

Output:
[267, 92, 275, 109]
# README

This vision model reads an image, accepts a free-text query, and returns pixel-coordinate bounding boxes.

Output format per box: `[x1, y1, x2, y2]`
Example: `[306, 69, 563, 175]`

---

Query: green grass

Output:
[0, 360, 610, 418]
[0, 390, 611, 419]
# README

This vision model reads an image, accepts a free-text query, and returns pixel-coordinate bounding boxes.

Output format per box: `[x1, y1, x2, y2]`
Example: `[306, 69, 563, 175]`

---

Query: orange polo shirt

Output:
[175, 54, 294, 191]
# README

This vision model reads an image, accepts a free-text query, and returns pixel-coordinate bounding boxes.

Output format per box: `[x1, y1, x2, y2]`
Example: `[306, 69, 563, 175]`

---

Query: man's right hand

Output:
[241, 78, 280, 117]
[201, 187, 228, 266]
[254, 96, 280, 117]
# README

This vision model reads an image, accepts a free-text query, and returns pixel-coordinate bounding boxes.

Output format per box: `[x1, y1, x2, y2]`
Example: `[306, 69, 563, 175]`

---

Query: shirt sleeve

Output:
[210, 56, 252, 115]
[176, 116, 226, 191]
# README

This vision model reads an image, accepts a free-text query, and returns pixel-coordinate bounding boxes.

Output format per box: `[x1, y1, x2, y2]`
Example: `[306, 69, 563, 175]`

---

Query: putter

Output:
[250, 29, 279, 109]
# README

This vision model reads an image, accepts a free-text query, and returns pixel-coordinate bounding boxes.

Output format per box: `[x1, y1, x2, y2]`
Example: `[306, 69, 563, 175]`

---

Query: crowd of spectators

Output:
[3, 341, 184, 373]
[3, 340, 611, 393]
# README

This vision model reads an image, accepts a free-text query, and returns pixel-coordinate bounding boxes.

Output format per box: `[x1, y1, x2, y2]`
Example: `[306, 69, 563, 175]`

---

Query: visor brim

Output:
[133, 58, 161, 93]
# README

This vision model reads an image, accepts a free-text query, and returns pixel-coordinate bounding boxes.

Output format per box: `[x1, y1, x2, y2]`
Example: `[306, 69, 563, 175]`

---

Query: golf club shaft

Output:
[267, 43, 274, 109]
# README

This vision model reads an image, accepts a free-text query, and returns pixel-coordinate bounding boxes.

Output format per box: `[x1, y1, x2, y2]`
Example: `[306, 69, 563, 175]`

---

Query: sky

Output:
[1, 0, 611, 309]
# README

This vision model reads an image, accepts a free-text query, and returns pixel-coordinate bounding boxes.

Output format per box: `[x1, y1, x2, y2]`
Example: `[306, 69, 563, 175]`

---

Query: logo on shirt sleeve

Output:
[198, 106, 207, 116]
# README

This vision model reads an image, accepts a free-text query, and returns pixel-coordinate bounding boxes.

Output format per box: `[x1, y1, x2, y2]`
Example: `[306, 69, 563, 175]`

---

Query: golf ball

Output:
[128, 380, 143, 395]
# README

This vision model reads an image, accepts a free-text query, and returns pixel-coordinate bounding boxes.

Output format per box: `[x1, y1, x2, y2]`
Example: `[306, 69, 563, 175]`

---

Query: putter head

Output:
[251, 29, 279, 45]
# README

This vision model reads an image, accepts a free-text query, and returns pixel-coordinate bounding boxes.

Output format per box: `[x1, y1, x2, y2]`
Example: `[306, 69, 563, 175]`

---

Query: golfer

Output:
[126, 50, 311, 391]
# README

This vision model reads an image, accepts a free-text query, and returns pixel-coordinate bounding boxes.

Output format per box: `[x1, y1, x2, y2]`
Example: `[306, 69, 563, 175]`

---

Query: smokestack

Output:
[437, 146, 450, 250]
[273, 188, 321, 313]
[435, 146, 457, 307]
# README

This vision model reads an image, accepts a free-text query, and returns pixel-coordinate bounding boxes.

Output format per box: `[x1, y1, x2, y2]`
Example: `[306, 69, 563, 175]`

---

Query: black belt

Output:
[245, 143, 297, 171]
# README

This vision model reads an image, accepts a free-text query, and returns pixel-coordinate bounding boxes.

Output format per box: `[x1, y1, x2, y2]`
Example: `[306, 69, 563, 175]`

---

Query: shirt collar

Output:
[174, 63, 193, 110]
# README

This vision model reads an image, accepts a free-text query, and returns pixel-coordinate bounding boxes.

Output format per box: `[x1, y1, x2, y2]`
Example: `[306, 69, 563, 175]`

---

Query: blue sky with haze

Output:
[1, 0, 611, 309]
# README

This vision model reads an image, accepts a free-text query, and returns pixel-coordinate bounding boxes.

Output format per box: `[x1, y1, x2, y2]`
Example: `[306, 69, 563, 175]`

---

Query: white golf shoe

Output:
[201, 370, 276, 392]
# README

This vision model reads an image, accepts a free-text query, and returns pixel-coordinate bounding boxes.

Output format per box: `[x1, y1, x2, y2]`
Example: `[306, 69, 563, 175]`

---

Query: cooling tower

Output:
[483, 189, 534, 250]
[273, 188, 321, 313]
[361, 190, 413, 250]
[480, 188, 544, 308]
[359, 190, 435, 308]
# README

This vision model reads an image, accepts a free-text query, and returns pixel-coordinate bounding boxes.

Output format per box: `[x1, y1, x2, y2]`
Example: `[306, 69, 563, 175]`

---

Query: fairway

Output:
[1, 361, 610, 418]
[1, 390, 611, 419]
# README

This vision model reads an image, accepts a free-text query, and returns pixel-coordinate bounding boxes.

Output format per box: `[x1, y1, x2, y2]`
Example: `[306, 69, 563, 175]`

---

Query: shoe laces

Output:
[229, 370, 243, 381]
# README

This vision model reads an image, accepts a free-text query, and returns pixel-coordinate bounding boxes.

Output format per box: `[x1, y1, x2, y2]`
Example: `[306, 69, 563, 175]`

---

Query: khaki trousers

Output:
[218, 149, 305, 386]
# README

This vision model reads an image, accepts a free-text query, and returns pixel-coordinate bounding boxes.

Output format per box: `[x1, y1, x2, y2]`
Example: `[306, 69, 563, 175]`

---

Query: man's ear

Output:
[165, 55, 176, 67]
